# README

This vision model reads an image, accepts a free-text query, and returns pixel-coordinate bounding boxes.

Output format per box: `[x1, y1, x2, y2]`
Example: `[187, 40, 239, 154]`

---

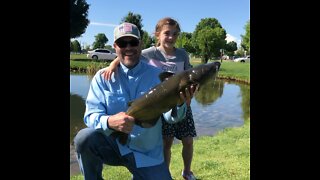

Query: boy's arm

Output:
[103, 57, 120, 80]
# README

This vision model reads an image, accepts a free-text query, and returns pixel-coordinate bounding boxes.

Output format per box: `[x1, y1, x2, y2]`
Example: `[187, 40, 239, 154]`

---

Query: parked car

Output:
[234, 56, 250, 63]
[87, 49, 117, 61]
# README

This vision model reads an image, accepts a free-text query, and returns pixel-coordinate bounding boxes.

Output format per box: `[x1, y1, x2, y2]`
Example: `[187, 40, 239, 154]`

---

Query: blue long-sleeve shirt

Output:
[84, 59, 187, 168]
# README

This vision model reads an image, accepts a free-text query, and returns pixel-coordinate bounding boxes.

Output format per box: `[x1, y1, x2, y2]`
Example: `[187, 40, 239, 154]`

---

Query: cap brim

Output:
[114, 34, 140, 42]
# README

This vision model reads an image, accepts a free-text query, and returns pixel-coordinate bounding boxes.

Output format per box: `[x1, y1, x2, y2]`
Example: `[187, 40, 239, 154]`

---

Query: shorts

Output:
[162, 106, 197, 140]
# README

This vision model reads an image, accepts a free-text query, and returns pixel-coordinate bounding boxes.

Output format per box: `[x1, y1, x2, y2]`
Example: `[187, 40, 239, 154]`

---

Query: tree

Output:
[235, 49, 246, 57]
[84, 45, 91, 51]
[225, 41, 238, 57]
[176, 32, 195, 54]
[104, 45, 115, 52]
[92, 33, 108, 49]
[241, 20, 250, 53]
[141, 30, 153, 49]
[71, 40, 82, 53]
[70, 0, 90, 39]
[121, 11, 144, 38]
[192, 18, 227, 63]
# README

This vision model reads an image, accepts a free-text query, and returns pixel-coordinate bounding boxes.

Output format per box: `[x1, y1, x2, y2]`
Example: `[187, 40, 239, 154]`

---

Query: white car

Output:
[234, 56, 250, 63]
[87, 49, 117, 61]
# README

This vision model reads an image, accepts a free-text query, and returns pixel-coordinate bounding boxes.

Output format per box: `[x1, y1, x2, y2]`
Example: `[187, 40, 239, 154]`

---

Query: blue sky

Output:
[74, 0, 250, 48]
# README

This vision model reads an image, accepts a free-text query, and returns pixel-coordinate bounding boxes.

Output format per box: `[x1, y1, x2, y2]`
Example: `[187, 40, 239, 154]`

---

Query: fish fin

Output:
[159, 72, 175, 82]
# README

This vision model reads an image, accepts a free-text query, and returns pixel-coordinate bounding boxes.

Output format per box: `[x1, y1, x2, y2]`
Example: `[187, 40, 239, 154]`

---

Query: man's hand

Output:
[108, 112, 135, 134]
[178, 84, 198, 107]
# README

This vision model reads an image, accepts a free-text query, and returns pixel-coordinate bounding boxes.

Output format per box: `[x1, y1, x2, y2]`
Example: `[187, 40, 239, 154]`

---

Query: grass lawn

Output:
[70, 120, 250, 180]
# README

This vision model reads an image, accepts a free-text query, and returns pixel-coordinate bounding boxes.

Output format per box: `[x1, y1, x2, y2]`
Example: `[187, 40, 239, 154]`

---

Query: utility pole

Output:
[220, 49, 224, 63]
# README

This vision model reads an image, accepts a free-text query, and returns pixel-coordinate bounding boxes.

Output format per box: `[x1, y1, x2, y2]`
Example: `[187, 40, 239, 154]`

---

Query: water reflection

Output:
[194, 77, 224, 106]
[70, 93, 86, 143]
[190, 78, 250, 136]
[239, 83, 250, 120]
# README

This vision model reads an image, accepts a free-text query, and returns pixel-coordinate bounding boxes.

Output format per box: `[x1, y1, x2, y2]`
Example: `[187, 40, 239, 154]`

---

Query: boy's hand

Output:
[178, 84, 198, 107]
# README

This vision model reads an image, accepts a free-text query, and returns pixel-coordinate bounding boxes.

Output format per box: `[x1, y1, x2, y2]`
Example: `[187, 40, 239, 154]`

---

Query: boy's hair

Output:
[155, 17, 181, 46]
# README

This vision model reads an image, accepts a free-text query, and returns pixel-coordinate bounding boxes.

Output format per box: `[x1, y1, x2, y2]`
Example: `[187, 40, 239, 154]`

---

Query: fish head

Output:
[188, 62, 221, 85]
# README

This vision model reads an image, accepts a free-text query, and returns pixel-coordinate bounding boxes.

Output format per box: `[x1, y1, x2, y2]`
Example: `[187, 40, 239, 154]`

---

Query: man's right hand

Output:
[108, 112, 135, 134]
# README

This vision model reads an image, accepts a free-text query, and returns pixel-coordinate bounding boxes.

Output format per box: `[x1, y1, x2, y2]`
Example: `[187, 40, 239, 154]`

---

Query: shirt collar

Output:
[119, 59, 143, 77]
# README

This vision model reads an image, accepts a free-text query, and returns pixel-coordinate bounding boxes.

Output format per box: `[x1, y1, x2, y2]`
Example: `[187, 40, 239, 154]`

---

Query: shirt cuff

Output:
[101, 115, 113, 132]
[177, 102, 187, 110]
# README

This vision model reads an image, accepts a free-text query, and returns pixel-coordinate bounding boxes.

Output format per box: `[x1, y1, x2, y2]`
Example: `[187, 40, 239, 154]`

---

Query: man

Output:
[74, 22, 195, 180]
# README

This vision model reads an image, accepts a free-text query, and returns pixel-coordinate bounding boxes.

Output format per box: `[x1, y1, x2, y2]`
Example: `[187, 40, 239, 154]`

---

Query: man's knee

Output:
[73, 128, 96, 152]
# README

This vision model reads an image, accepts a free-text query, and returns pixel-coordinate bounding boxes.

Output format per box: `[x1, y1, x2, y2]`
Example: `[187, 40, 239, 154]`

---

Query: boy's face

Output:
[157, 25, 179, 49]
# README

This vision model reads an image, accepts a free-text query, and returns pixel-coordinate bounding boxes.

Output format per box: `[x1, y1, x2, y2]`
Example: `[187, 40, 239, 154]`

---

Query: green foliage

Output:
[84, 45, 91, 51]
[70, 54, 88, 60]
[104, 45, 115, 53]
[194, 18, 223, 34]
[176, 32, 195, 53]
[121, 11, 144, 38]
[92, 33, 108, 49]
[70, 0, 90, 39]
[241, 20, 250, 53]
[192, 18, 227, 63]
[141, 30, 153, 49]
[235, 49, 246, 57]
[71, 40, 82, 53]
[70, 60, 111, 74]
[225, 41, 238, 56]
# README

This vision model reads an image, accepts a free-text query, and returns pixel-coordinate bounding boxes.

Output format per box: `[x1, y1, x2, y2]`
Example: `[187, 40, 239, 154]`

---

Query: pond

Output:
[69, 73, 250, 175]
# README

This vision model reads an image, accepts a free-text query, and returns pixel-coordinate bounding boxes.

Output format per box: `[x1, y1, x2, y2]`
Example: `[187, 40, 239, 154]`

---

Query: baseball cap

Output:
[114, 22, 141, 42]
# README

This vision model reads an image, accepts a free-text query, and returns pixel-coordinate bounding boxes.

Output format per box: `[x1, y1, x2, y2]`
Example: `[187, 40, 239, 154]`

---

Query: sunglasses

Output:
[116, 39, 139, 48]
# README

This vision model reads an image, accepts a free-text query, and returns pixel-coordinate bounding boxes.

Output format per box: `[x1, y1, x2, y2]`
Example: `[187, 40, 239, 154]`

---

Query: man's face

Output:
[114, 36, 142, 68]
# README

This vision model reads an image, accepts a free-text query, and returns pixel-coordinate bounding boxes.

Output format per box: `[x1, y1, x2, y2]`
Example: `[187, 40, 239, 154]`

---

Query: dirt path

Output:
[70, 145, 80, 176]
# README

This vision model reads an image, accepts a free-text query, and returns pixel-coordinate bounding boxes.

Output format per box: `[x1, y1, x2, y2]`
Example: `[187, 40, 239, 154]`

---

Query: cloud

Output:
[90, 22, 118, 27]
[225, 34, 237, 43]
